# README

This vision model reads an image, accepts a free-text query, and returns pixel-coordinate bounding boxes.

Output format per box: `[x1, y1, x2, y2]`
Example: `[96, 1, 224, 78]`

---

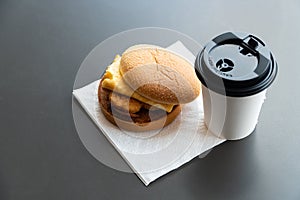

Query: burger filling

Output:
[101, 55, 174, 112]
[99, 84, 178, 123]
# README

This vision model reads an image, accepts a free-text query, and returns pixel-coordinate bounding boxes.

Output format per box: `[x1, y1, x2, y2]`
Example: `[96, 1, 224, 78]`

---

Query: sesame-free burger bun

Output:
[120, 47, 201, 104]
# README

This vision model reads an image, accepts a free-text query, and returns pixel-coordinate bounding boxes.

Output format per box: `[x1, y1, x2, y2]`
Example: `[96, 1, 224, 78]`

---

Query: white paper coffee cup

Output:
[195, 32, 278, 140]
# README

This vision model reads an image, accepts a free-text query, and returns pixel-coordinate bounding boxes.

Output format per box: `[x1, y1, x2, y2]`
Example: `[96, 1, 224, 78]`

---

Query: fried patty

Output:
[98, 80, 178, 124]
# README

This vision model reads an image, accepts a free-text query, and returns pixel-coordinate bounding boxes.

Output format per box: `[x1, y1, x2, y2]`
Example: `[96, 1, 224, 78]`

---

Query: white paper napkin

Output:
[73, 41, 226, 186]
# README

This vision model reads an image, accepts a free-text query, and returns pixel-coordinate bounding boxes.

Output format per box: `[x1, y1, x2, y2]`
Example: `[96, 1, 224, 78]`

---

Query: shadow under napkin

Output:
[185, 131, 259, 199]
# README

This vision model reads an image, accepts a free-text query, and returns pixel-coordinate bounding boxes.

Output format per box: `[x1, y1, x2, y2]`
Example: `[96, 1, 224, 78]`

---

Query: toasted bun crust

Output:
[123, 44, 162, 54]
[120, 47, 201, 104]
[98, 79, 181, 132]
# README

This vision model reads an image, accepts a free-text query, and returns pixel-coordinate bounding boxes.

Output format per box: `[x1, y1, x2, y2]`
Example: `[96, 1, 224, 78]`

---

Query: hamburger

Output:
[98, 44, 201, 131]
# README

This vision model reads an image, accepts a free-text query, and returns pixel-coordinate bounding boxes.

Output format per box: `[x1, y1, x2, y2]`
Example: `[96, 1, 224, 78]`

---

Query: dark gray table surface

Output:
[1, 0, 300, 199]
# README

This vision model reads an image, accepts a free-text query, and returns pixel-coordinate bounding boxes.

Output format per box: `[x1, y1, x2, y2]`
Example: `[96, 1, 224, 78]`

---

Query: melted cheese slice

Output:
[102, 55, 174, 112]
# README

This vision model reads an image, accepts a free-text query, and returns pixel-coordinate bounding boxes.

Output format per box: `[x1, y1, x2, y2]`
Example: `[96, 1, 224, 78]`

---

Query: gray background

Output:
[0, 0, 299, 199]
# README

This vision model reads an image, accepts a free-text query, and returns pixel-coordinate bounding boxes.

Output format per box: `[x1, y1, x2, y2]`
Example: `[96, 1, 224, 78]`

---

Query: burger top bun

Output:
[123, 44, 162, 54]
[119, 47, 201, 104]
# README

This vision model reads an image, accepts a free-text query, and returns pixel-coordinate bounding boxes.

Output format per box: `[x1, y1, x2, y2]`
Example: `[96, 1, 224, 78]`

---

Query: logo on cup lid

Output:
[216, 58, 234, 72]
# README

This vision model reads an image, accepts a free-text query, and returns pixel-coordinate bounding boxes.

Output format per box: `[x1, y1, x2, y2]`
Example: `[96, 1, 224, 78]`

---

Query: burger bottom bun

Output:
[99, 103, 181, 132]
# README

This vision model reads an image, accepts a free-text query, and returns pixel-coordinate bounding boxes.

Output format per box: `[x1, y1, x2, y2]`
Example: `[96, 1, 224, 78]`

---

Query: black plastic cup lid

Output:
[195, 32, 278, 97]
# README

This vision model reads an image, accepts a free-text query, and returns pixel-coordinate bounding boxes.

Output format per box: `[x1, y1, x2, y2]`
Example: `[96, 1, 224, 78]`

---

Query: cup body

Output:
[195, 32, 277, 140]
[202, 85, 266, 140]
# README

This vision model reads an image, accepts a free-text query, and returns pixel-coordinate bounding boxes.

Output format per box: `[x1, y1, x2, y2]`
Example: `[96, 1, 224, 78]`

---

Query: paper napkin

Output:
[73, 41, 226, 186]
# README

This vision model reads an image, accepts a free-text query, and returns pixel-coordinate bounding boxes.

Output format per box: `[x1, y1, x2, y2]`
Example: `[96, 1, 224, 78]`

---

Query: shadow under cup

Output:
[195, 32, 278, 140]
